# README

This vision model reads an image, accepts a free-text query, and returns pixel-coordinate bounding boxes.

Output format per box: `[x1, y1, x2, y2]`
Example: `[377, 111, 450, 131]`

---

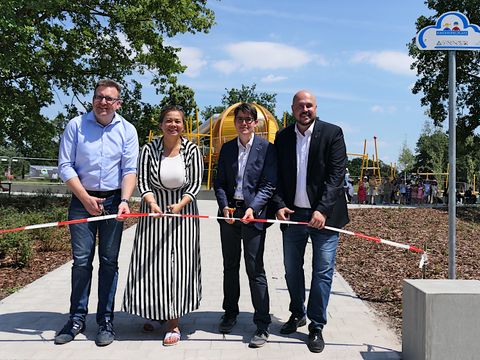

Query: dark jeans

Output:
[219, 209, 271, 330]
[282, 207, 339, 331]
[68, 193, 123, 324]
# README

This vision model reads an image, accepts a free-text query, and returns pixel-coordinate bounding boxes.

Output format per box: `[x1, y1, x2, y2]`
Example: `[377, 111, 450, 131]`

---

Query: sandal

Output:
[163, 330, 181, 346]
[142, 320, 164, 332]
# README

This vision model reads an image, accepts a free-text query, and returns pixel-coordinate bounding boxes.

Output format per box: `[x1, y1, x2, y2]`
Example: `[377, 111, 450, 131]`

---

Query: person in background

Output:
[122, 105, 204, 346]
[357, 177, 367, 204]
[56, 79, 139, 346]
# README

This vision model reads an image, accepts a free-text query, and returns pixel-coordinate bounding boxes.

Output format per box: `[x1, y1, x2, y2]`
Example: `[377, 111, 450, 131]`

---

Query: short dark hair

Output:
[94, 79, 122, 96]
[234, 102, 257, 120]
[159, 105, 185, 123]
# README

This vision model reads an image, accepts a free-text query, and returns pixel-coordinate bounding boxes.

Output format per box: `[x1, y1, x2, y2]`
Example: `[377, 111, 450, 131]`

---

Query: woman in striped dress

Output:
[122, 105, 204, 346]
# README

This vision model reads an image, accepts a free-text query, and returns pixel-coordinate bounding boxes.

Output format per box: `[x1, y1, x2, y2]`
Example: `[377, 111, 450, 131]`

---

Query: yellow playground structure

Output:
[152, 102, 279, 188]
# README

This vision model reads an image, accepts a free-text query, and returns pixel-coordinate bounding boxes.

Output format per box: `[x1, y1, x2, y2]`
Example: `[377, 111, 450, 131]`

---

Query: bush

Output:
[0, 196, 70, 267]
[0, 210, 33, 268]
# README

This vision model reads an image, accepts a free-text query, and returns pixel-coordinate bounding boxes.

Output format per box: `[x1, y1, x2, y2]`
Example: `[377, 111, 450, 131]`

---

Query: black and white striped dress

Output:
[122, 137, 204, 320]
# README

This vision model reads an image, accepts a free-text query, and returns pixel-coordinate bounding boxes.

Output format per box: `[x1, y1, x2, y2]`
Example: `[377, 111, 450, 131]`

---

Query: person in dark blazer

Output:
[272, 90, 349, 353]
[214, 102, 277, 348]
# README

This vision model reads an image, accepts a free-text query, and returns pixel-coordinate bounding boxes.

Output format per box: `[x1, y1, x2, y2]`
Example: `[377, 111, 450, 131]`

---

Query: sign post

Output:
[416, 11, 480, 279]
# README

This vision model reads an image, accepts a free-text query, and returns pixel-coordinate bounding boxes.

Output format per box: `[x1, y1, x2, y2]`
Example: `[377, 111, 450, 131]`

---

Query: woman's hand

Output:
[149, 201, 164, 217]
[167, 203, 183, 214]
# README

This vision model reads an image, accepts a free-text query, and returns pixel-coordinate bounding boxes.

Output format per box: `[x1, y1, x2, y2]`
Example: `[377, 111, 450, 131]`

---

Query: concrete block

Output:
[402, 279, 480, 360]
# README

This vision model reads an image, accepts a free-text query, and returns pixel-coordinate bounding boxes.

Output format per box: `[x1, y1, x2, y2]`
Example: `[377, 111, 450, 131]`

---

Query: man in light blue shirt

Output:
[55, 79, 139, 347]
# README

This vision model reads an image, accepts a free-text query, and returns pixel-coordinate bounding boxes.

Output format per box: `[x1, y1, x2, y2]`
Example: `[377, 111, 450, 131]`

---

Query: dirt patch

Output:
[336, 206, 480, 335]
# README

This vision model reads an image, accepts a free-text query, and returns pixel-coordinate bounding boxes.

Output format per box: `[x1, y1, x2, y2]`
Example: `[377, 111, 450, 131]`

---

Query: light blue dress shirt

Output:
[58, 111, 139, 191]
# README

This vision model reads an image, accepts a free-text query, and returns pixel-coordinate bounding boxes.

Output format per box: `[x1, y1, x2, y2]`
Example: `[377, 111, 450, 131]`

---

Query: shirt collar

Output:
[294, 121, 315, 138]
[237, 133, 255, 150]
[88, 111, 121, 127]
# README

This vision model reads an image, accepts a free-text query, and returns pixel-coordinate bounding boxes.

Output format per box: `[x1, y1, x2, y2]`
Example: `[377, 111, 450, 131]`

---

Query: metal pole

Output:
[448, 50, 456, 279]
[7, 157, 12, 177]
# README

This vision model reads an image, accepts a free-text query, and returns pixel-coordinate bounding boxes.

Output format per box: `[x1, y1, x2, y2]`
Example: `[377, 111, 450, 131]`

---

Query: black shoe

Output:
[218, 314, 237, 334]
[95, 321, 115, 347]
[54, 319, 85, 345]
[248, 329, 269, 348]
[280, 315, 306, 334]
[307, 329, 325, 353]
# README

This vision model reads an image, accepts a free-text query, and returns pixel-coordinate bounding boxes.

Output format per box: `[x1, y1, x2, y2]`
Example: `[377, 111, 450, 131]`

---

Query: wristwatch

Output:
[120, 198, 129, 205]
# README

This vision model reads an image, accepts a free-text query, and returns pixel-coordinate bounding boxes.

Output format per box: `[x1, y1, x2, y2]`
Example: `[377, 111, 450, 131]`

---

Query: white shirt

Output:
[294, 122, 315, 208]
[160, 154, 186, 189]
[234, 134, 254, 200]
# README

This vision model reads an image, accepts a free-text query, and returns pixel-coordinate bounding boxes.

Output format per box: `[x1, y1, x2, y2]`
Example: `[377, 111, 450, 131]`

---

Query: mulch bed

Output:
[336, 206, 480, 335]
[1, 204, 479, 337]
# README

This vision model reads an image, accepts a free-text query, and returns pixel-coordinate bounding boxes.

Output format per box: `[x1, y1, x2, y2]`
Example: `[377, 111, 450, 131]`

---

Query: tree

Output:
[201, 84, 278, 120]
[408, 1, 480, 140]
[160, 84, 198, 119]
[346, 157, 364, 179]
[414, 121, 448, 175]
[397, 139, 415, 173]
[0, 0, 215, 155]
[200, 105, 226, 122]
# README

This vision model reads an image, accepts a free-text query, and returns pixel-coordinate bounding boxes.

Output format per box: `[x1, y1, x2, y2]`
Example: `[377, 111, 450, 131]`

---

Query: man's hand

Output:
[116, 201, 130, 221]
[309, 210, 326, 229]
[223, 207, 235, 224]
[276, 207, 294, 221]
[241, 208, 255, 224]
[82, 196, 105, 216]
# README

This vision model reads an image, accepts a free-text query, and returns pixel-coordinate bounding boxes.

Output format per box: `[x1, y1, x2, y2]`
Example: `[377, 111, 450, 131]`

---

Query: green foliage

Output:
[347, 157, 364, 179]
[201, 105, 226, 122]
[222, 84, 277, 117]
[0, 0, 215, 155]
[0, 195, 70, 267]
[398, 140, 415, 173]
[414, 121, 448, 175]
[160, 84, 198, 118]
[201, 84, 278, 121]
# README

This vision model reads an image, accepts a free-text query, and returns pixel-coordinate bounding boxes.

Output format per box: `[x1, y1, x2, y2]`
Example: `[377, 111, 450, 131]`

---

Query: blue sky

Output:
[158, 0, 437, 166]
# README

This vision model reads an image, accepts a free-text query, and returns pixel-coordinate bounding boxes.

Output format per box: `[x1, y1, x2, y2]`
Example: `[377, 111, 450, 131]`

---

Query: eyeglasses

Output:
[235, 117, 255, 124]
[93, 95, 121, 104]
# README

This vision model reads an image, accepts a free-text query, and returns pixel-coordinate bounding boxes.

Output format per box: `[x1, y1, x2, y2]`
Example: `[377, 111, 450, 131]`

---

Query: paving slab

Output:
[0, 200, 401, 359]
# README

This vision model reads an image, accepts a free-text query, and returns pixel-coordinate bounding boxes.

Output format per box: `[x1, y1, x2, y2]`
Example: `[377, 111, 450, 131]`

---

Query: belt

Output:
[229, 199, 245, 208]
[86, 189, 121, 198]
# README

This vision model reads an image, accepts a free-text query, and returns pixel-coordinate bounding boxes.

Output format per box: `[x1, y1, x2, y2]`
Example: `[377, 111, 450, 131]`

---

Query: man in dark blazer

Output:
[273, 90, 349, 353]
[214, 102, 277, 348]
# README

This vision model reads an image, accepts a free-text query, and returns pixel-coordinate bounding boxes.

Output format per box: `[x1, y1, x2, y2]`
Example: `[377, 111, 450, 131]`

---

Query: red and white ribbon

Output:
[0, 212, 428, 268]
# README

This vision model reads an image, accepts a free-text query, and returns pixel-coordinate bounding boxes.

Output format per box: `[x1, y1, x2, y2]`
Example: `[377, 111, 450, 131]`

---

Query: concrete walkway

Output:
[0, 200, 401, 359]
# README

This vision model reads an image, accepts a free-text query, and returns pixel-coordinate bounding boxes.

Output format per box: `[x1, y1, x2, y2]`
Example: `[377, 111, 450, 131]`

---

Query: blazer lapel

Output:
[230, 139, 239, 177]
[307, 120, 321, 178]
[247, 135, 263, 164]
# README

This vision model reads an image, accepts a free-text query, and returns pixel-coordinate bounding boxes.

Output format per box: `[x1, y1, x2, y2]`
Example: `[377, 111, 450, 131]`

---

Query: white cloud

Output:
[351, 51, 413, 76]
[371, 105, 397, 113]
[213, 41, 317, 74]
[212, 60, 237, 75]
[177, 47, 207, 78]
[261, 74, 287, 83]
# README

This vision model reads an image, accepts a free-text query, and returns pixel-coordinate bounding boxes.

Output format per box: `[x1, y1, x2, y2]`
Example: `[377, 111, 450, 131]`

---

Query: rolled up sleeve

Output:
[58, 120, 79, 182]
[121, 124, 139, 177]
